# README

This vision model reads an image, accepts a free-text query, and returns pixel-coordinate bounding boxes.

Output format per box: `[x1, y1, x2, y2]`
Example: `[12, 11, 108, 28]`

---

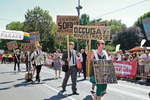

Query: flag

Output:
[115, 44, 120, 53]
[23, 32, 30, 42]
[140, 39, 146, 47]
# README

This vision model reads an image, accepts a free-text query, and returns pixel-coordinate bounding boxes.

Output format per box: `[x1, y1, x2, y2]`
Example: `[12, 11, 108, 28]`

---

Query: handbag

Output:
[90, 76, 95, 83]
[62, 65, 68, 72]
[77, 59, 82, 70]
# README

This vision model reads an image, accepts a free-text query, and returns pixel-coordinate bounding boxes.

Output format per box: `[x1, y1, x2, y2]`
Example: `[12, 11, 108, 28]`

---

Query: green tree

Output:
[24, 6, 55, 52]
[107, 19, 126, 39]
[111, 27, 143, 52]
[134, 11, 150, 46]
[6, 22, 24, 31]
[0, 22, 24, 50]
[80, 14, 91, 25]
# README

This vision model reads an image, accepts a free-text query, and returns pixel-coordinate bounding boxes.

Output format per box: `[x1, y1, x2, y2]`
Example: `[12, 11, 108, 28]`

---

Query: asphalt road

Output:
[0, 63, 150, 100]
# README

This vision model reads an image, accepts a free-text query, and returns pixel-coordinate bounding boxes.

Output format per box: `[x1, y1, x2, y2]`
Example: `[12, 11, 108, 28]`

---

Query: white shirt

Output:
[70, 50, 76, 66]
[117, 54, 122, 61]
[80, 53, 83, 62]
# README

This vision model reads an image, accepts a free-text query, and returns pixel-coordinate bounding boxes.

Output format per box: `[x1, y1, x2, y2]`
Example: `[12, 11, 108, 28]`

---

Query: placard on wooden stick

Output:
[73, 25, 111, 41]
[88, 21, 107, 26]
[56, 36, 66, 42]
[21, 43, 35, 52]
[57, 16, 79, 35]
[29, 31, 40, 43]
[6, 41, 18, 50]
[93, 59, 117, 84]
[142, 18, 150, 40]
[34, 53, 49, 66]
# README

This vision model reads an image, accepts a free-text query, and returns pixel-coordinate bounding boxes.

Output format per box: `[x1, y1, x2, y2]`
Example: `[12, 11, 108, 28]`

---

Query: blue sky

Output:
[0, 0, 150, 29]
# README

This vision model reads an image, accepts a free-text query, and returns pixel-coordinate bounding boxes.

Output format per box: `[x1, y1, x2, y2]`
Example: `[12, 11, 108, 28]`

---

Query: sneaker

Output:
[138, 80, 146, 82]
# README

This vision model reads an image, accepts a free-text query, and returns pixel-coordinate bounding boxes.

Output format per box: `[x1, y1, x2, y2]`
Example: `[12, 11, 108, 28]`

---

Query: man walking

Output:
[82, 47, 87, 80]
[62, 42, 79, 95]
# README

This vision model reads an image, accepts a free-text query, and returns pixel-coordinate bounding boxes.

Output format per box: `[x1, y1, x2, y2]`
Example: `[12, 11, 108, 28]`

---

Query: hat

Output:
[145, 51, 149, 54]
[16, 49, 19, 52]
[69, 42, 74, 45]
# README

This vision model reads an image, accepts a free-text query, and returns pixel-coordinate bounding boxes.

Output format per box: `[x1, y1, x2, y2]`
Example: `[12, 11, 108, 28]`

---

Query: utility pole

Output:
[76, 0, 82, 52]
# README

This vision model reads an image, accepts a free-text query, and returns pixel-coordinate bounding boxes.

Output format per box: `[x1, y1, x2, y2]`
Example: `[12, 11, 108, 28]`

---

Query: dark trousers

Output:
[62, 66, 77, 93]
[14, 61, 20, 71]
[82, 62, 86, 79]
[2, 57, 6, 63]
[36, 65, 42, 80]
[8, 58, 12, 63]
[26, 61, 31, 71]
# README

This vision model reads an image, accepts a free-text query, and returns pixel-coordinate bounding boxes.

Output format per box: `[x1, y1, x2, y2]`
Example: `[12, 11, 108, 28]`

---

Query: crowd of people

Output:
[1, 40, 150, 100]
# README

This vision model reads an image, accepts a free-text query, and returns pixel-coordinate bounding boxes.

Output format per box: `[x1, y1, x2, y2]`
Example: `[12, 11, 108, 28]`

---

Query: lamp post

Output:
[76, 0, 82, 52]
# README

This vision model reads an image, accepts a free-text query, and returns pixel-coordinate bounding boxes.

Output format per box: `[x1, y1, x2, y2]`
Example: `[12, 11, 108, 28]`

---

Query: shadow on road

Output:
[42, 78, 55, 82]
[0, 81, 14, 84]
[0, 87, 12, 91]
[44, 91, 71, 100]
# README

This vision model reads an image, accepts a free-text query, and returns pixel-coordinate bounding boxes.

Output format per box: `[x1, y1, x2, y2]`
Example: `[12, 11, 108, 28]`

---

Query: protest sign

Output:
[6, 41, 18, 50]
[57, 16, 79, 35]
[34, 53, 49, 66]
[21, 43, 35, 52]
[88, 21, 107, 26]
[93, 59, 117, 84]
[142, 18, 150, 40]
[0, 29, 23, 40]
[56, 36, 66, 42]
[73, 25, 111, 41]
[29, 31, 40, 43]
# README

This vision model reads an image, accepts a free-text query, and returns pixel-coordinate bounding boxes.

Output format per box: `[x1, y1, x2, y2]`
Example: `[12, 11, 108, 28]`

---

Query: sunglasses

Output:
[100, 43, 105, 45]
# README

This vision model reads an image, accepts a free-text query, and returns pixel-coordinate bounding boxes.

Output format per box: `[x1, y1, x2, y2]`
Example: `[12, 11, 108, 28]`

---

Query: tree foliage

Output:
[107, 19, 126, 39]
[0, 22, 24, 50]
[111, 26, 144, 52]
[24, 6, 56, 52]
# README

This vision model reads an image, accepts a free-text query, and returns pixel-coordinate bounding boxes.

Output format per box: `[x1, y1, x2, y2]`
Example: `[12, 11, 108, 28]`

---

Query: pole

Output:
[59, 42, 61, 49]
[76, 0, 82, 52]
[67, 35, 70, 68]
[87, 39, 91, 80]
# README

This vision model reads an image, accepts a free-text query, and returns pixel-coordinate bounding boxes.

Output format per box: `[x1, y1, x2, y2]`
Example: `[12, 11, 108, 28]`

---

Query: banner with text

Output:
[57, 16, 79, 35]
[29, 31, 40, 43]
[113, 61, 137, 77]
[142, 18, 150, 40]
[93, 59, 117, 84]
[73, 25, 111, 41]
[0, 29, 23, 40]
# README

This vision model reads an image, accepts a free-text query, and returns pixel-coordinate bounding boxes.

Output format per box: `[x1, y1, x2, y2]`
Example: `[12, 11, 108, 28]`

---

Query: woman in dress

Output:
[53, 49, 62, 79]
[90, 40, 109, 100]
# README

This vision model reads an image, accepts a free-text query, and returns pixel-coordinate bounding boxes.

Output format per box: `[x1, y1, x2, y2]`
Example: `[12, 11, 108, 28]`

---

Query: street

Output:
[0, 63, 149, 100]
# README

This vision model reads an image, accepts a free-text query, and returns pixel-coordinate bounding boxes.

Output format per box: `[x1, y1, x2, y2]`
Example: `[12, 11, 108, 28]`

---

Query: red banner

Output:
[113, 61, 137, 77]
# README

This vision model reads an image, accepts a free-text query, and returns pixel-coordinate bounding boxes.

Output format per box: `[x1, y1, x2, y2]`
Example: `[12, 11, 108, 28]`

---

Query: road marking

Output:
[19, 72, 76, 100]
[43, 84, 76, 100]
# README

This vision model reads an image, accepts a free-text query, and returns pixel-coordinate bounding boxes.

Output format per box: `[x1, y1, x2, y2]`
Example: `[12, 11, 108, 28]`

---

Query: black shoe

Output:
[38, 79, 40, 83]
[72, 92, 79, 95]
[61, 89, 66, 93]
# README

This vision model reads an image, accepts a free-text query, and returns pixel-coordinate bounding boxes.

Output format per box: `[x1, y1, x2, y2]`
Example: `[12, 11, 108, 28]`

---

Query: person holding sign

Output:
[90, 40, 109, 100]
[35, 46, 43, 83]
[14, 49, 21, 72]
[61, 42, 79, 95]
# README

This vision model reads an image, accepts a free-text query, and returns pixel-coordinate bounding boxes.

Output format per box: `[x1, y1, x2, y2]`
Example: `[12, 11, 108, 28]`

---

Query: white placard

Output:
[0, 29, 23, 40]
